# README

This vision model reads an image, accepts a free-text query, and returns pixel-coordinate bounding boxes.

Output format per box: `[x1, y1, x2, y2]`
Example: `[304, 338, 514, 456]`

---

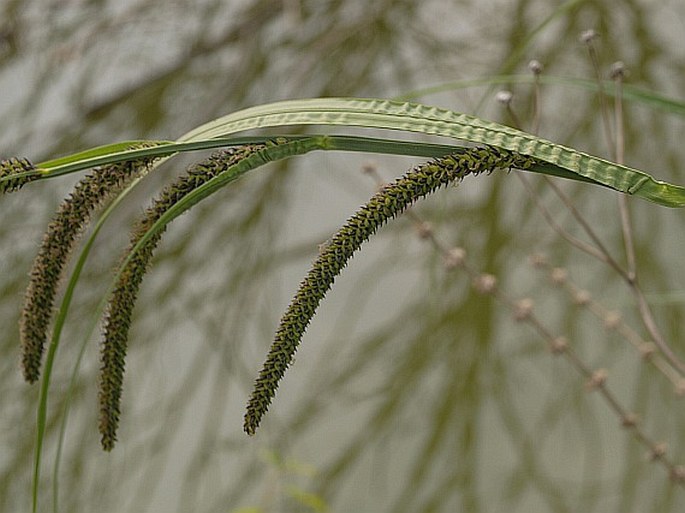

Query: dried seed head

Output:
[528, 59, 543, 75]
[579, 29, 598, 44]
[513, 298, 534, 321]
[495, 90, 513, 105]
[443, 247, 466, 270]
[610, 61, 627, 79]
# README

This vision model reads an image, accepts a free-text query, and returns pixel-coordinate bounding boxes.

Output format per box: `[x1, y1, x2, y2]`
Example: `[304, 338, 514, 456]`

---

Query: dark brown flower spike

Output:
[244, 146, 536, 435]
[99, 144, 266, 451]
[20, 147, 159, 383]
[0, 157, 38, 194]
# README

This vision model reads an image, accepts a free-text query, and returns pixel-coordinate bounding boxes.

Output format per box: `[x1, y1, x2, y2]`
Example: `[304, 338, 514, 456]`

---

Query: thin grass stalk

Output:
[581, 30, 616, 161]
[612, 63, 637, 279]
[397, 74, 685, 119]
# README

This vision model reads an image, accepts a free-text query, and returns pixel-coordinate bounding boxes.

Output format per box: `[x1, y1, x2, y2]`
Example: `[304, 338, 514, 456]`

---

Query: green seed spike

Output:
[98, 144, 266, 451]
[0, 157, 38, 194]
[19, 148, 158, 383]
[243, 146, 535, 435]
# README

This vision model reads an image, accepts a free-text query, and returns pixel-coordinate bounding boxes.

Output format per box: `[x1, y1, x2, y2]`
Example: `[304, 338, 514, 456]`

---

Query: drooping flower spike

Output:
[244, 146, 536, 435]
[0, 157, 37, 195]
[20, 147, 158, 383]
[99, 144, 267, 451]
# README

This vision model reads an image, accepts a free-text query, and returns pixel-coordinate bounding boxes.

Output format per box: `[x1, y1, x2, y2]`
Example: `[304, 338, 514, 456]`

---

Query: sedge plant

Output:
[2, 91, 685, 513]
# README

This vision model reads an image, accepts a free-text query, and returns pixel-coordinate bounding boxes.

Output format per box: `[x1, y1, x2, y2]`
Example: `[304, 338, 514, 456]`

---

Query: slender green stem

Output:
[46, 173, 150, 513]
[35, 136, 465, 177]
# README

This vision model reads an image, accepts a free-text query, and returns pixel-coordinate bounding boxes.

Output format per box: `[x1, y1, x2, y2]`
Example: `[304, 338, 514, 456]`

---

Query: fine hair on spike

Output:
[98, 144, 267, 451]
[0, 157, 38, 194]
[19, 146, 159, 383]
[243, 146, 536, 435]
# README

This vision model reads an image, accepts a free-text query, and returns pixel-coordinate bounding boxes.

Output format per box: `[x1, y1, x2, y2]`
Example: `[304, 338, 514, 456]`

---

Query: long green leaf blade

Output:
[179, 97, 685, 207]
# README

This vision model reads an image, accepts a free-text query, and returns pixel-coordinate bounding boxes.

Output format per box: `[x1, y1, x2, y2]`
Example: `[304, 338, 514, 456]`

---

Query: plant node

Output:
[585, 368, 608, 390]
[550, 336, 568, 355]
[473, 274, 497, 295]
[443, 247, 466, 270]
[513, 298, 534, 321]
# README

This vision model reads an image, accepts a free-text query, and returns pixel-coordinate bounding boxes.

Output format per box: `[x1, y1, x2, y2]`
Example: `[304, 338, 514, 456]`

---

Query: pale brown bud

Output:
[585, 368, 608, 390]
[573, 289, 591, 306]
[550, 336, 568, 355]
[513, 298, 534, 321]
[549, 267, 567, 285]
[443, 247, 466, 270]
[579, 29, 598, 44]
[473, 274, 497, 295]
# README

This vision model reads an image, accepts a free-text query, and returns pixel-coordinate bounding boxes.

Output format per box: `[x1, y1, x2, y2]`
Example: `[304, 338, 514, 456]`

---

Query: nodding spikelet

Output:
[20, 146, 160, 383]
[99, 144, 266, 451]
[244, 146, 536, 435]
[0, 157, 38, 194]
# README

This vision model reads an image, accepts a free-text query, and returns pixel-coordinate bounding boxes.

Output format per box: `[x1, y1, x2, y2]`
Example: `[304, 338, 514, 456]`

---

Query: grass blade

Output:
[178, 98, 685, 207]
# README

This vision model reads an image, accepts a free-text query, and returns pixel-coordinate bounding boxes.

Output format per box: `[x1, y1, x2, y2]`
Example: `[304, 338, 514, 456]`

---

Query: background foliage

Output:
[1, 0, 684, 511]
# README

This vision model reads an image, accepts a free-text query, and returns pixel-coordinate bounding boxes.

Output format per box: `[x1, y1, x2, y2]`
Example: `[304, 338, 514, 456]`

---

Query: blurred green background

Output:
[1, 0, 685, 511]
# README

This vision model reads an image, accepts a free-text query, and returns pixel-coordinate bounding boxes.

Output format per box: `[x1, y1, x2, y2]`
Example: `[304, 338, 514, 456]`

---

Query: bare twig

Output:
[611, 61, 637, 281]
[532, 257, 685, 390]
[516, 175, 609, 262]
[580, 30, 615, 161]
[362, 164, 685, 486]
